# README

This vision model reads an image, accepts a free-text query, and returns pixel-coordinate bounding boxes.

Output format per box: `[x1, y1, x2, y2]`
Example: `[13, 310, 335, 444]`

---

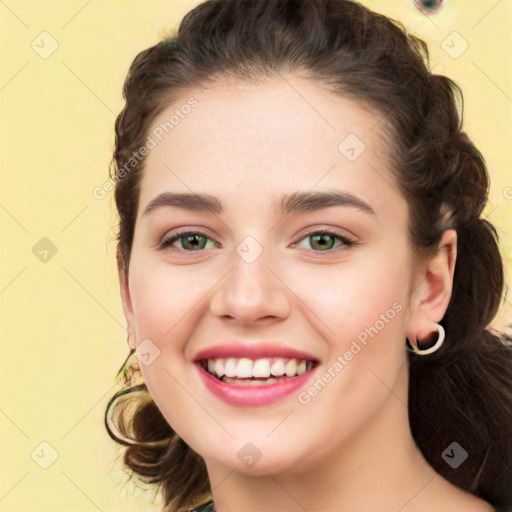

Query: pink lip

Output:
[192, 341, 319, 406]
[192, 341, 319, 363]
[195, 362, 317, 407]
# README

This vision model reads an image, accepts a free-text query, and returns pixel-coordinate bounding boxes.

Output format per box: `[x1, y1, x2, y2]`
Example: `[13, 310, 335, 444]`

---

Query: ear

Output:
[410, 229, 457, 324]
[117, 248, 136, 349]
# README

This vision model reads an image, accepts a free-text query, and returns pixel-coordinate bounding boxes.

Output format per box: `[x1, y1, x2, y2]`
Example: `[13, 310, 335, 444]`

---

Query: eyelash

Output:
[159, 229, 356, 253]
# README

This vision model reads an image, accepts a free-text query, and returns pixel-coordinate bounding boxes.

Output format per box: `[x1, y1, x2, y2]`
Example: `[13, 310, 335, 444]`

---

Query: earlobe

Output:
[117, 248, 136, 349]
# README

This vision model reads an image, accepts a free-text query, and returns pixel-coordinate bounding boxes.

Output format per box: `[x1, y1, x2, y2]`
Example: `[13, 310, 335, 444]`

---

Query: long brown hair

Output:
[104, 1, 512, 510]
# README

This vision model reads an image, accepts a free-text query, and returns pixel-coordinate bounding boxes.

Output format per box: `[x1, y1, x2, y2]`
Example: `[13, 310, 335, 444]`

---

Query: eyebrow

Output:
[142, 189, 376, 218]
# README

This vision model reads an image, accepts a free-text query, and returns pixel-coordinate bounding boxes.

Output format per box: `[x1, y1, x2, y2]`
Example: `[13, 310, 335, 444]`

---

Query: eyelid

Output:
[292, 225, 357, 244]
[159, 226, 357, 252]
[290, 228, 356, 251]
[159, 229, 221, 250]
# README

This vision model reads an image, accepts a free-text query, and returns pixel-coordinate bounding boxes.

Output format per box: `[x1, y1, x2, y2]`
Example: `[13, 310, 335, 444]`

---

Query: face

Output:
[120, 76, 420, 476]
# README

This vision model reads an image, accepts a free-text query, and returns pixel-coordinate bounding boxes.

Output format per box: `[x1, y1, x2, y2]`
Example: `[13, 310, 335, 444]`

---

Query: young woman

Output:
[104, 1, 512, 511]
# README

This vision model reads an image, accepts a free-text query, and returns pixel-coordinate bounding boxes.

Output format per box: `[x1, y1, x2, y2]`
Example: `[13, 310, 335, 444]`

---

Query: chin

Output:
[202, 437, 310, 477]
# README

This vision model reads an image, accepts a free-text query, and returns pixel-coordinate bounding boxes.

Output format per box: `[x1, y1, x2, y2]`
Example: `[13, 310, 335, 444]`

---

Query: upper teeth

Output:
[205, 357, 312, 379]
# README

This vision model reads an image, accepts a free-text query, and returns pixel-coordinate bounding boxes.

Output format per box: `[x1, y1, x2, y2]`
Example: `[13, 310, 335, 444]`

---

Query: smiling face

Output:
[118, 75, 422, 476]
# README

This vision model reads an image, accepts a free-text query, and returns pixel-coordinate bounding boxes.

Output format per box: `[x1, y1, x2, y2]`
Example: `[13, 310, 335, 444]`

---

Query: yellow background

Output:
[1, 1, 511, 510]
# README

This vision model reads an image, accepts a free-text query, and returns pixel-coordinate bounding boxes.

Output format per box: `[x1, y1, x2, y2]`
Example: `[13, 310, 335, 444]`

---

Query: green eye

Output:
[159, 230, 355, 253]
[160, 232, 217, 251]
[294, 231, 354, 252]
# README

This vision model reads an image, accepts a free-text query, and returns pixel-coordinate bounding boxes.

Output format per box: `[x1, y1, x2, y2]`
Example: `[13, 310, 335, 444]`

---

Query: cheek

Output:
[283, 247, 410, 345]
[126, 260, 213, 398]
[287, 246, 410, 407]
[126, 262, 208, 427]
[290, 257, 409, 443]
[342, 265, 408, 344]
[128, 260, 210, 339]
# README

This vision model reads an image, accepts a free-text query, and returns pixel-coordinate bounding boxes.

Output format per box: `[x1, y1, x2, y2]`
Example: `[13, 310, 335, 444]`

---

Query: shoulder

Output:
[444, 494, 495, 512]
[405, 475, 496, 512]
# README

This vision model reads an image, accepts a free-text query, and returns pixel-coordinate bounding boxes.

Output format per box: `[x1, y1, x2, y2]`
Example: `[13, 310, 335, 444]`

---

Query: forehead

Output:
[138, 76, 403, 218]
[148, 76, 389, 151]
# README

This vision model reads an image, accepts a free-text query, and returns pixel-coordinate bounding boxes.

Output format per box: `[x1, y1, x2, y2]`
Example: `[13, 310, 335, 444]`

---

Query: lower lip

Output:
[196, 363, 317, 406]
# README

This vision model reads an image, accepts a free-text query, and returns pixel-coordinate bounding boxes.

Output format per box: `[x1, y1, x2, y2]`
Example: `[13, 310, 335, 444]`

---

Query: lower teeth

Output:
[220, 375, 293, 386]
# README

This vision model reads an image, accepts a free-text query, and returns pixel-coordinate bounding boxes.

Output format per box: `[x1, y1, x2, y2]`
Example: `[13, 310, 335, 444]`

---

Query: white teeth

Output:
[270, 358, 286, 377]
[252, 358, 271, 378]
[204, 356, 314, 380]
[236, 358, 253, 378]
[224, 357, 237, 377]
[223, 378, 282, 386]
[284, 359, 297, 377]
[296, 360, 307, 375]
[214, 358, 225, 378]
[223, 377, 279, 386]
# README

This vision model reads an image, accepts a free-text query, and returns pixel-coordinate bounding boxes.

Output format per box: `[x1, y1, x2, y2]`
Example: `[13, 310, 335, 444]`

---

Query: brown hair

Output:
[104, 1, 512, 511]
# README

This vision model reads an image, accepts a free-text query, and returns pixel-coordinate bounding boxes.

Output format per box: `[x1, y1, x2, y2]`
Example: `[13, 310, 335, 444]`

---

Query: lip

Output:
[193, 340, 319, 407]
[195, 362, 317, 407]
[192, 341, 320, 407]
[192, 341, 319, 363]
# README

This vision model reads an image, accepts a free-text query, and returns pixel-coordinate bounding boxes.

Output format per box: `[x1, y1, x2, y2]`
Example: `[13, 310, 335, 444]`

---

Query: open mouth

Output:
[198, 357, 317, 387]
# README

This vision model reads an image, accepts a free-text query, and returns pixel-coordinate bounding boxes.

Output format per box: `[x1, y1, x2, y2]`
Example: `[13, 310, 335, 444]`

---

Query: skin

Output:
[118, 76, 493, 511]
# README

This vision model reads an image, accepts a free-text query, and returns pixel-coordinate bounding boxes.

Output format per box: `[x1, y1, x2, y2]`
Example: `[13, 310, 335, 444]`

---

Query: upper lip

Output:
[193, 341, 319, 363]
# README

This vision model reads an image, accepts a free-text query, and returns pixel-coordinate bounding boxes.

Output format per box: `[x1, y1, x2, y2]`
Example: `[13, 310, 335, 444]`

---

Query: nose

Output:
[209, 244, 291, 327]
